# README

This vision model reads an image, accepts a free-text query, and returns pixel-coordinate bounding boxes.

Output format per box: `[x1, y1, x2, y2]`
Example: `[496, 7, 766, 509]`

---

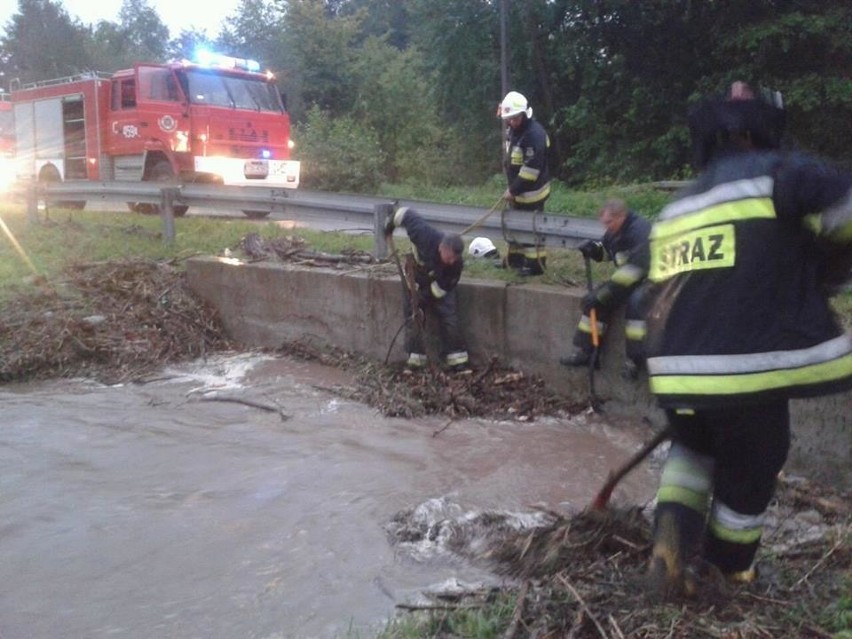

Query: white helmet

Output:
[498, 91, 533, 120]
[468, 237, 497, 258]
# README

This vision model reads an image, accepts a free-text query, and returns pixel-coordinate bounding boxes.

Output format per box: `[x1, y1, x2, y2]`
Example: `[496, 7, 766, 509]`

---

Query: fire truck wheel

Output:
[129, 160, 189, 217]
[242, 210, 272, 219]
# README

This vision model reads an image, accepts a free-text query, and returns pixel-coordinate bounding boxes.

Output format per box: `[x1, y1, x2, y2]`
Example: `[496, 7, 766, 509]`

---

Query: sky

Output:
[0, 0, 239, 37]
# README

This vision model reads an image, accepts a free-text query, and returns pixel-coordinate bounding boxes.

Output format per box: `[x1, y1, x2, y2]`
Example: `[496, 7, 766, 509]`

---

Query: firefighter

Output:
[644, 81, 852, 597]
[559, 199, 651, 379]
[498, 91, 551, 276]
[384, 206, 470, 370]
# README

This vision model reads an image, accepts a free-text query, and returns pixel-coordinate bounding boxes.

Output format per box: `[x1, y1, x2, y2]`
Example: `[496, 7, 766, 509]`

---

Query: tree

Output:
[117, 0, 170, 61]
[0, 0, 93, 85]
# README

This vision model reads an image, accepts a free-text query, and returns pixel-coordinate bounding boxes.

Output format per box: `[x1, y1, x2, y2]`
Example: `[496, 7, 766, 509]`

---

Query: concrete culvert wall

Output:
[186, 257, 851, 489]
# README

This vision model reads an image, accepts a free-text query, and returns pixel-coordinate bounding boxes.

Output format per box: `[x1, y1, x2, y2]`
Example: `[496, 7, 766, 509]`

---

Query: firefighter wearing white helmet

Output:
[498, 91, 551, 276]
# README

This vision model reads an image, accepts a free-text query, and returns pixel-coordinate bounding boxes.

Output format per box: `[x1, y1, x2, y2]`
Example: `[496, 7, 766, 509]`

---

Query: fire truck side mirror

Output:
[280, 92, 288, 111]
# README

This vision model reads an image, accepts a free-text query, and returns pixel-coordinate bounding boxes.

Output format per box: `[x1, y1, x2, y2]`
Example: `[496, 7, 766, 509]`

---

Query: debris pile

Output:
[240, 232, 377, 268]
[386, 474, 851, 638]
[279, 339, 585, 421]
[0, 259, 233, 384]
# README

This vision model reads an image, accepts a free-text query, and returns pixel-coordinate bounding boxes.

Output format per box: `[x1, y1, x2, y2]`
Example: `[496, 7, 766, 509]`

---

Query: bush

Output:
[294, 106, 385, 193]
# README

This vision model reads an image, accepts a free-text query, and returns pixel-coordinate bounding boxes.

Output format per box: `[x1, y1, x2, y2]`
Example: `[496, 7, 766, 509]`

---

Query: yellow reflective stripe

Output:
[520, 246, 545, 259]
[649, 224, 736, 282]
[510, 146, 523, 165]
[651, 197, 775, 241]
[518, 166, 540, 181]
[661, 176, 774, 220]
[656, 486, 709, 513]
[709, 502, 764, 544]
[650, 351, 852, 396]
[577, 314, 606, 335]
[515, 182, 550, 204]
[445, 351, 469, 366]
[430, 280, 447, 298]
[611, 263, 644, 286]
[709, 520, 762, 544]
[625, 320, 646, 341]
[649, 335, 851, 375]
[660, 454, 713, 496]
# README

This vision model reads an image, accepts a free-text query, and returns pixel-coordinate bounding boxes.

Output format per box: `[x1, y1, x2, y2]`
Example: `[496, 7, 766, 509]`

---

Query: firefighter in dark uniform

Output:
[644, 81, 852, 597]
[498, 91, 551, 276]
[384, 207, 470, 370]
[560, 199, 651, 379]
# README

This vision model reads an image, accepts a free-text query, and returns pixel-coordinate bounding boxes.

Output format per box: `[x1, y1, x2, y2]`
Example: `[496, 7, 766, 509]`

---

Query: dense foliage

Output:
[1, 0, 850, 190]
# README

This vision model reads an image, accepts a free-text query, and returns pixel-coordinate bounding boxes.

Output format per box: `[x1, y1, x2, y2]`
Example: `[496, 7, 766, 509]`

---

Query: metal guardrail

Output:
[20, 181, 611, 251]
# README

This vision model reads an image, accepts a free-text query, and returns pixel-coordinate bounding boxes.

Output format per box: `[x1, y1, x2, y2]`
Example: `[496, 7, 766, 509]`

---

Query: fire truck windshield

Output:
[180, 69, 283, 112]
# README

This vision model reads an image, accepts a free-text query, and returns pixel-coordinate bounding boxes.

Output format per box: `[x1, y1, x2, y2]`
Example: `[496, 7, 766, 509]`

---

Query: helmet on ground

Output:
[499, 91, 533, 120]
[468, 237, 498, 258]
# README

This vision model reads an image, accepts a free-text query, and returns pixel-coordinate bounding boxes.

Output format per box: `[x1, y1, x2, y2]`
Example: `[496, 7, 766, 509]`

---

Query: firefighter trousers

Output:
[403, 288, 468, 366]
[654, 400, 791, 573]
[572, 285, 646, 365]
[504, 201, 547, 274]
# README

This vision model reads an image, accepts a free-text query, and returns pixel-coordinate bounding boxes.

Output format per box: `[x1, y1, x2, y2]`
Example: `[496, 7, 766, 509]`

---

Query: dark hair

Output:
[441, 233, 464, 257]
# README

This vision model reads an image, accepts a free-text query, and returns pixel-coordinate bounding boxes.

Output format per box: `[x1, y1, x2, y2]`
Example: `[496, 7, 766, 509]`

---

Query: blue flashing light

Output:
[192, 48, 262, 74]
[261, 149, 271, 159]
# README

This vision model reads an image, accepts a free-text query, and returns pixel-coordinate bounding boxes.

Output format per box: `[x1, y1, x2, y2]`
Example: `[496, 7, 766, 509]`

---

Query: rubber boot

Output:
[647, 503, 705, 599]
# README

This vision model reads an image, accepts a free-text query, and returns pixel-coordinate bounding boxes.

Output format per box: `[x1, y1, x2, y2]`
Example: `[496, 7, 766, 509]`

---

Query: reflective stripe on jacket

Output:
[645, 150, 852, 407]
[394, 207, 462, 302]
[505, 118, 551, 206]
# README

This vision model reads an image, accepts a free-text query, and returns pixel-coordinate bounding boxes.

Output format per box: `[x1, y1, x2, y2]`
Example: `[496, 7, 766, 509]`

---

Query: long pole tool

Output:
[590, 425, 672, 510]
[584, 255, 603, 412]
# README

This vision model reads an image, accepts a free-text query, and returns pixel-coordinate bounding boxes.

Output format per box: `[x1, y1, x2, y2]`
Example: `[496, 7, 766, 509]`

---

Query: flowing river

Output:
[0, 352, 658, 638]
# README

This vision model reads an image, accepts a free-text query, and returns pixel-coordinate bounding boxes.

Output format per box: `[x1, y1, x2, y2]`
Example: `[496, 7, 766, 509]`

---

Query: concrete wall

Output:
[186, 256, 850, 487]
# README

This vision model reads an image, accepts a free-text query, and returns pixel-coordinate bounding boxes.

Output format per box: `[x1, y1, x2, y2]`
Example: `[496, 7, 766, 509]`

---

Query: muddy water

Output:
[0, 353, 658, 639]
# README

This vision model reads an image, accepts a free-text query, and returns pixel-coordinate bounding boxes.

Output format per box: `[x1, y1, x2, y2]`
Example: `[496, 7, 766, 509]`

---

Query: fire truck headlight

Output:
[261, 149, 271, 159]
[288, 139, 296, 150]
[0, 157, 15, 191]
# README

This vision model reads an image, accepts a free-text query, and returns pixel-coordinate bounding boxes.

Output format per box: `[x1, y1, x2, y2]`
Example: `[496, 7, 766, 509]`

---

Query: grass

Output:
[1, 196, 848, 321]
[379, 176, 676, 219]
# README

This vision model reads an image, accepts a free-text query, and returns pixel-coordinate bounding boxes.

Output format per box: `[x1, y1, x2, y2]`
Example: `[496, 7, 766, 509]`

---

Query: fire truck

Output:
[0, 96, 15, 190]
[10, 53, 300, 217]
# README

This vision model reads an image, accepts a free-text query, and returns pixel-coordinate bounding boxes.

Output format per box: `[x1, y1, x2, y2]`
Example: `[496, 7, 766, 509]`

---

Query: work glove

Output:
[581, 291, 600, 314]
[578, 240, 604, 262]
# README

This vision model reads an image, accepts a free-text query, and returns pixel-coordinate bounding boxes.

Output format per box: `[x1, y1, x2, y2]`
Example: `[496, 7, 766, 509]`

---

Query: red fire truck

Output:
[0, 96, 15, 190]
[10, 53, 300, 216]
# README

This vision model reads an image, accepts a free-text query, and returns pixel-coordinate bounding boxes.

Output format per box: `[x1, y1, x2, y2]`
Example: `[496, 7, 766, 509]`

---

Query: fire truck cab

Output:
[11, 53, 300, 216]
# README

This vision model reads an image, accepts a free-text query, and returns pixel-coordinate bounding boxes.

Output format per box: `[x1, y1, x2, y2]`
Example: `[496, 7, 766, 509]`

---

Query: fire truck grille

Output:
[228, 129, 271, 144]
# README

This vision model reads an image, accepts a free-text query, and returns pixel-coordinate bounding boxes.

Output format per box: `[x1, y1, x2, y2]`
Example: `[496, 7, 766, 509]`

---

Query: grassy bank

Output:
[379, 177, 675, 219]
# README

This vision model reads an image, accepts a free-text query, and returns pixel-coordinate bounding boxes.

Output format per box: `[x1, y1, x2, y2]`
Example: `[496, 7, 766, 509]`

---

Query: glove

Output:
[578, 240, 604, 262]
[582, 291, 599, 313]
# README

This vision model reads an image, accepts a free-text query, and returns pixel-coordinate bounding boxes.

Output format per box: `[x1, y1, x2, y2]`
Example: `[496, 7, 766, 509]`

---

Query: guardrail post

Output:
[374, 202, 393, 259]
[26, 182, 39, 225]
[160, 187, 178, 244]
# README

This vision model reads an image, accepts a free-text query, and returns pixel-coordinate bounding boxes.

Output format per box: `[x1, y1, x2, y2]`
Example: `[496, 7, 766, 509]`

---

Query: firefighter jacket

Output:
[589, 211, 651, 311]
[504, 118, 551, 207]
[645, 149, 852, 408]
[391, 207, 462, 302]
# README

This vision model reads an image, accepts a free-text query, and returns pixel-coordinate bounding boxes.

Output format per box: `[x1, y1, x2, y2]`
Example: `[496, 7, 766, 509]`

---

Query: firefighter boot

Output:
[646, 504, 705, 599]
